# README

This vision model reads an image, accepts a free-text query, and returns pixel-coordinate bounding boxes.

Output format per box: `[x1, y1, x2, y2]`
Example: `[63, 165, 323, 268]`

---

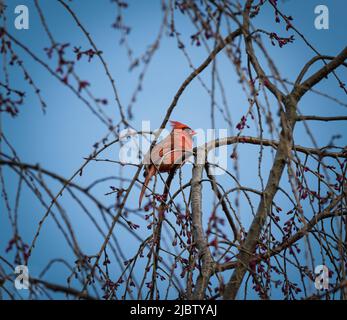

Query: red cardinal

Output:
[139, 120, 196, 207]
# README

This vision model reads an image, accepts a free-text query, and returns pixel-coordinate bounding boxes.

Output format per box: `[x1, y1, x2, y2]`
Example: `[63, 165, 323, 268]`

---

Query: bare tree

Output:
[0, 0, 346, 300]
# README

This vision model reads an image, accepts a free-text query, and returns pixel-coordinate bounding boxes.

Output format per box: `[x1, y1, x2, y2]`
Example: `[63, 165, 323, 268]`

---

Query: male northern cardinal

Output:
[139, 120, 196, 207]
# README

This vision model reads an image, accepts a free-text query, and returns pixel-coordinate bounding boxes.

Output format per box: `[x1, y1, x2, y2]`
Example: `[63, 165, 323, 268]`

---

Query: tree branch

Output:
[293, 47, 347, 100]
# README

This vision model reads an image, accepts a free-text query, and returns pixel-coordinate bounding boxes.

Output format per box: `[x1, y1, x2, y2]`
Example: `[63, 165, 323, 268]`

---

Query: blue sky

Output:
[1, 0, 346, 299]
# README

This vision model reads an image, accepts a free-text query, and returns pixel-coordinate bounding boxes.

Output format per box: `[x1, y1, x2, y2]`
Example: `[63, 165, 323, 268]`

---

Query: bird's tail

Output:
[139, 165, 155, 207]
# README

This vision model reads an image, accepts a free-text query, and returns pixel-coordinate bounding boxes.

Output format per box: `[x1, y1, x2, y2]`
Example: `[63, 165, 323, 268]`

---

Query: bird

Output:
[139, 120, 196, 207]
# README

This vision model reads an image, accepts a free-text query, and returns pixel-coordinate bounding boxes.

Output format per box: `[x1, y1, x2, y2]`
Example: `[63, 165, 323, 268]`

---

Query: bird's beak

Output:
[191, 130, 197, 136]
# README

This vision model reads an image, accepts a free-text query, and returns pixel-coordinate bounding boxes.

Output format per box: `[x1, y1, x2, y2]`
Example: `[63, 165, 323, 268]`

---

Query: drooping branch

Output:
[292, 47, 347, 100]
[295, 55, 347, 85]
[30, 278, 97, 300]
[58, 0, 128, 125]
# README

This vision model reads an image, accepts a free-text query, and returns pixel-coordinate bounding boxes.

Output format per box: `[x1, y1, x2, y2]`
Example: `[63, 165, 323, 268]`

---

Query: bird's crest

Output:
[170, 120, 190, 130]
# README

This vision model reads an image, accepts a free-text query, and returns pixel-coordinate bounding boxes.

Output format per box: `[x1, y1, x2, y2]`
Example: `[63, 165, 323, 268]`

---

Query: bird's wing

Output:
[143, 131, 193, 168]
[144, 134, 174, 166]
